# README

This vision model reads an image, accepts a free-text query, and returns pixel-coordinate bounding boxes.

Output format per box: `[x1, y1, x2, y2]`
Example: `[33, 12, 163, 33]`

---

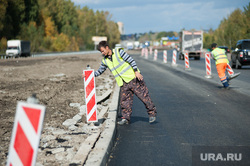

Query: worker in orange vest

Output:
[211, 43, 240, 89]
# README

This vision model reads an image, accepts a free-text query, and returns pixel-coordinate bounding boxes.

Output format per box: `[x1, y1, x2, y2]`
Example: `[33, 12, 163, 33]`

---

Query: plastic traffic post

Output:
[153, 49, 158, 61]
[163, 50, 167, 63]
[205, 52, 212, 78]
[141, 48, 144, 57]
[149, 47, 153, 55]
[172, 50, 178, 66]
[7, 100, 46, 166]
[145, 48, 148, 59]
[184, 52, 191, 70]
[226, 63, 234, 76]
[83, 68, 97, 122]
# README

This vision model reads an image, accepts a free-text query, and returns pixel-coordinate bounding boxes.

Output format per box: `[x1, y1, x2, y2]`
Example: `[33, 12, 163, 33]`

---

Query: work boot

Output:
[149, 117, 156, 123]
[117, 119, 129, 125]
[229, 73, 240, 80]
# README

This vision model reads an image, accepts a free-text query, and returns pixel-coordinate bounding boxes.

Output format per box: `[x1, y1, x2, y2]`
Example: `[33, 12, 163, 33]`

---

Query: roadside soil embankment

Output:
[0, 54, 114, 165]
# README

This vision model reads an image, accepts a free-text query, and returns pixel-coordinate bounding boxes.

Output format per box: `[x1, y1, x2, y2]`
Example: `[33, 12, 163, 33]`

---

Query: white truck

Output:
[127, 42, 134, 50]
[179, 30, 203, 60]
[6, 40, 31, 58]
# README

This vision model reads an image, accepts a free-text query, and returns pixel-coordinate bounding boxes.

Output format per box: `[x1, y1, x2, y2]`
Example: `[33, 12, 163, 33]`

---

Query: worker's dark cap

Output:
[211, 43, 217, 49]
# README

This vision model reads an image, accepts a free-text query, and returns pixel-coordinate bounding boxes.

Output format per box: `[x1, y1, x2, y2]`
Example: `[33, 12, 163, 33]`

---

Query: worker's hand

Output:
[82, 73, 85, 79]
[135, 71, 143, 81]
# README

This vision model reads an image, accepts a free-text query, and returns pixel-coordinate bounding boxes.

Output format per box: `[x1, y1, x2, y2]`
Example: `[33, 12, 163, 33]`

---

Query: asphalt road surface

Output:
[107, 51, 250, 166]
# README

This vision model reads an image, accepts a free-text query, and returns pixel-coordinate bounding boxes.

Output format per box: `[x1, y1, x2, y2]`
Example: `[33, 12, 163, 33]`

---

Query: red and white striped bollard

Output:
[185, 52, 191, 70]
[163, 50, 167, 63]
[172, 50, 177, 66]
[150, 47, 153, 55]
[7, 100, 46, 166]
[141, 48, 144, 57]
[145, 48, 148, 59]
[84, 67, 97, 122]
[226, 63, 234, 76]
[205, 52, 212, 78]
[154, 49, 158, 61]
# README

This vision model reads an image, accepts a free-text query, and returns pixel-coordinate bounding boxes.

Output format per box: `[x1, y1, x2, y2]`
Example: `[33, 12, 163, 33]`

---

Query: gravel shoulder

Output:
[0, 54, 115, 165]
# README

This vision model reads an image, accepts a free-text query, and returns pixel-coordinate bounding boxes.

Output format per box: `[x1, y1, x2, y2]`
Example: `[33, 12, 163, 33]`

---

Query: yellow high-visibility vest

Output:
[102, 48, 139, 86]
[211, 48, 229, 65]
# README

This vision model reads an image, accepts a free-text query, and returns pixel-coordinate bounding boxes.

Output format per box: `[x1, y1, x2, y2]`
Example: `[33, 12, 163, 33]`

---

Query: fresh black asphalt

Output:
[107, 52, 250, 166]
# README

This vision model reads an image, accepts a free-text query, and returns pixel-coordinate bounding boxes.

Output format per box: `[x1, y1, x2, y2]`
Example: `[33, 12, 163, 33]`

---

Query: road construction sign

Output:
[84, 69, 98, 122]
[205, 53, 212, 78]
[7, 102, 46, 166]
[172, 50, 177, 66]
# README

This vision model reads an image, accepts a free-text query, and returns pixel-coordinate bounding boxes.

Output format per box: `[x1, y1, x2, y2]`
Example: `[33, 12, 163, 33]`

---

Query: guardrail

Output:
[0, 50, 99, 59]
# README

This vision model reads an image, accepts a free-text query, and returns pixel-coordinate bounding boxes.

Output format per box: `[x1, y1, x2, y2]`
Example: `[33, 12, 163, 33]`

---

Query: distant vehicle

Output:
[134, 41, 140, 49]
[231, 39, 250, 69]
[127, 42, 134, 50]
[144, 41, 150, 47]
[6, 40, 30, 58]
[115, 43, 122, 49]
[179, 30, 203, 60]
[218, 46, 230, 53]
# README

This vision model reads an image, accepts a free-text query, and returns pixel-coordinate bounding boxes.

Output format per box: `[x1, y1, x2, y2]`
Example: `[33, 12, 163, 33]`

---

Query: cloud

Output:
[101, 1, 236, 33]
[71, 0, 248, 33]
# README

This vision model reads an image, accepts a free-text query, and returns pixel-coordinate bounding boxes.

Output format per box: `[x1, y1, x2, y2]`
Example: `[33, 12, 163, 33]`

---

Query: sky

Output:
[71, 0, 249, 34]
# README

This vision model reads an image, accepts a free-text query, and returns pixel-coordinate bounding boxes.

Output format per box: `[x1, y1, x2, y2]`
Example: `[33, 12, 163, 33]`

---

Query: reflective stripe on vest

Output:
[102, 48, 138, 86]
[212, 48, 229, 65]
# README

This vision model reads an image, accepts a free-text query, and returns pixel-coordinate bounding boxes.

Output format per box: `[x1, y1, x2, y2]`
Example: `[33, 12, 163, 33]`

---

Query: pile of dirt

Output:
[0, 54, 113, 165]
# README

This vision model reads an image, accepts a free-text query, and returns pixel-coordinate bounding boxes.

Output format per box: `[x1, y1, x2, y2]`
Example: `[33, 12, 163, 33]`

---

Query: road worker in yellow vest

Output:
[211, 43, 240, 89]
[83, 41, 157, 125]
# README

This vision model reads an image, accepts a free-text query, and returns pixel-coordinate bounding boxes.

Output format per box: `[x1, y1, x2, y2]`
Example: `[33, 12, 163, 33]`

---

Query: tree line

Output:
[0, 0, 120, 52]
[203, 3, 250, 49]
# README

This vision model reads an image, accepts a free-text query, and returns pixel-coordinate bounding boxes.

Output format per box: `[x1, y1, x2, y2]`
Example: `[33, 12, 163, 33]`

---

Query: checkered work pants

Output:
[120, 78, 157, 121]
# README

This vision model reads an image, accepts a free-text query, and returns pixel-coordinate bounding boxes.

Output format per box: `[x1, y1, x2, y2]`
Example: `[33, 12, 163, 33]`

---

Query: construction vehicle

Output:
[179, 30, 203, 60]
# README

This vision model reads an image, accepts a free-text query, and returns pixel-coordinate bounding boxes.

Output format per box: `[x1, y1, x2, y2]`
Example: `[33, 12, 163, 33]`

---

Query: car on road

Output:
[218, 46, 230, 53]
[231, 39, 250, 69]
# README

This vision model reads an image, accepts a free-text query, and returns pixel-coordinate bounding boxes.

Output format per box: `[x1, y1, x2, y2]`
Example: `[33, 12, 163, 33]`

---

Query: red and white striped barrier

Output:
[185, 52, 191, 70]
[172, 50, 177, 66]
[205, 52, 212, 78]
[7, 102, 46, 166]
[145, 48, 148, 59]
[153, 49, 158, 61]
[84, 69, 97, 122]
[141, 48, 144, 57]
[163, 50, 167, 63]
[226, 63, 234, 76]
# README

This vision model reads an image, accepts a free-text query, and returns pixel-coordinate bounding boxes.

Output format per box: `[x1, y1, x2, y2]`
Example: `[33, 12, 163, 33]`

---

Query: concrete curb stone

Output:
[84, 83, 120, 166]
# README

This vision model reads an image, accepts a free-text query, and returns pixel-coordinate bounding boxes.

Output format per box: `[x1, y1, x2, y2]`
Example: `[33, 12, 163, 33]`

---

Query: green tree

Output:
[243, 2, 250, 38]
[19, 21, 45, 52]
[0, 0, 120, 52]
[156, 31, 175, 40]
[0, 37, 7, 53]
[214, 9, 246, 48]
[104, 11, 120, 48]
[24, 0, 40, 23]
[107, 21, 120, 47]
[203, 29, 215, 49]
[51, 33, 70, 52]
[77, 7, 96, 50]
[0, 0, 8, 32]
[203, 3, 250, 49]
[0, 0, 25, 39]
